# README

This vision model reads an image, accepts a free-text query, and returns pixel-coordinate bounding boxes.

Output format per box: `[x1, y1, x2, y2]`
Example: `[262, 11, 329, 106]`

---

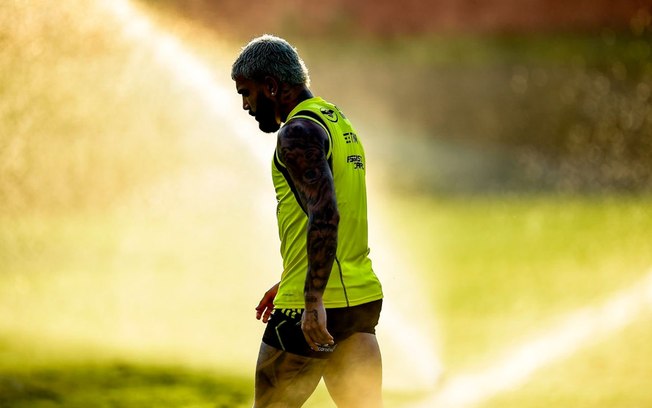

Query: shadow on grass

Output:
[0, 362, 252, 408]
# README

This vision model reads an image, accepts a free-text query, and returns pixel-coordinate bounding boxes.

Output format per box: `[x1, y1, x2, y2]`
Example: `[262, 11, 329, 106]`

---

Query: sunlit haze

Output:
[1, 0, 651, 407]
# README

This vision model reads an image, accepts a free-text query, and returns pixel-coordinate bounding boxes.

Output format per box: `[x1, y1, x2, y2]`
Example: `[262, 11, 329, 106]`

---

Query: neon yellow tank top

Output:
[272, 97, 383, 308]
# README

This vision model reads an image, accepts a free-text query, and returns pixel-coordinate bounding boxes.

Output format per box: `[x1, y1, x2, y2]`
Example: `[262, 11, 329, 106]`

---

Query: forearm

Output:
[304, 208, 339, 302]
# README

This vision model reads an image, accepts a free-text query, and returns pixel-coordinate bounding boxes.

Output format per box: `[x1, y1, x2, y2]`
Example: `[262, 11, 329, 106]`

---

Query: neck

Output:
[279, 85, 313, 123]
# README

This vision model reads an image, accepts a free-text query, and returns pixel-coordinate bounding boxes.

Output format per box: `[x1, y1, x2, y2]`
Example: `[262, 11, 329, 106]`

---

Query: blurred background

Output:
[1, 0, 652, 407]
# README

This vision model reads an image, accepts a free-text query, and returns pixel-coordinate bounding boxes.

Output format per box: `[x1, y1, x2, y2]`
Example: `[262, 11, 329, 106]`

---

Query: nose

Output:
[242, 96, 250, 112]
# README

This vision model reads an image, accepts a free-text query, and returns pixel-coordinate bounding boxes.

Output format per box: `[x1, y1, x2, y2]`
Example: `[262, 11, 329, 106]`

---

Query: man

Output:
[231, 34, 384, 408]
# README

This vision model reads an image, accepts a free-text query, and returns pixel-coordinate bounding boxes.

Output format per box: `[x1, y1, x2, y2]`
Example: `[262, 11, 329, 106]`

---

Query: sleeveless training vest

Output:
[272, 97, 383, 309]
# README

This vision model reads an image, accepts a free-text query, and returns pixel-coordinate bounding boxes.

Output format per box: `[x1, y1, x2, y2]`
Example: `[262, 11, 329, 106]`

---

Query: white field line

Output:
[98, 0, 442, 391]
[411, 268, 652, 408]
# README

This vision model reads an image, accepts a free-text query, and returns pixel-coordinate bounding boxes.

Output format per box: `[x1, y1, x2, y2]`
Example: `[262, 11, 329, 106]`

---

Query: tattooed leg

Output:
[254, 342, 327, 408]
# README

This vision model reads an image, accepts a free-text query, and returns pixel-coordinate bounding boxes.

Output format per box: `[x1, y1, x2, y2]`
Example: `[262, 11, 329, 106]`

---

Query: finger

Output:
[255, 305, 269, 319]
[300, 322, 317, 350]
[302, 327, 333, 350]
[306, 335, 334, 351]
[316, 329, 334, 345]
[256, 304, 273, 320]
[303, 331, 320, 351]
[262, 308, 273, 323]
[307, 326, 333, 344]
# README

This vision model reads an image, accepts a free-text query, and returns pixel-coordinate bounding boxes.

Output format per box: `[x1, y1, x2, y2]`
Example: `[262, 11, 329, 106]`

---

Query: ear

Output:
[263, 76, 278, 98]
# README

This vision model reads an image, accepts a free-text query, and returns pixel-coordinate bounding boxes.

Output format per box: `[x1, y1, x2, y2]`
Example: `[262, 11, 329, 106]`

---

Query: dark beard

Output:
[256, 94, 280, 133]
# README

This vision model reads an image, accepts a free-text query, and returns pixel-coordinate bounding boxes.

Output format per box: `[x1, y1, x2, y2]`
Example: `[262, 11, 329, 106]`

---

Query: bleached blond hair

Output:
[231, 34, 310, 86]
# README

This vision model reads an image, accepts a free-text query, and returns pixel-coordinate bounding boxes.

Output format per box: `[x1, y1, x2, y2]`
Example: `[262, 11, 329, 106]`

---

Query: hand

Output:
[301, 295, 334, 351]
[255, 282, 279, 323]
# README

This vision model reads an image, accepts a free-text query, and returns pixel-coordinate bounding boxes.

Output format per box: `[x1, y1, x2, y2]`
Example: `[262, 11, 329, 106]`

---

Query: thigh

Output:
[255, 342, 327, 408]
[323, 333, 383, 408]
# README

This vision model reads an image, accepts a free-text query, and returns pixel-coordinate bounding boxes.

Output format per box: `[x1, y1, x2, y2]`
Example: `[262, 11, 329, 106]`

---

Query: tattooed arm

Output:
[277, 118, 340, 350]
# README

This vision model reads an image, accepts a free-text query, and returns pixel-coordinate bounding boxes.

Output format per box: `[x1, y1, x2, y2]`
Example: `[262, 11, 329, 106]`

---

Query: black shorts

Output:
[262, 299, 383, 359]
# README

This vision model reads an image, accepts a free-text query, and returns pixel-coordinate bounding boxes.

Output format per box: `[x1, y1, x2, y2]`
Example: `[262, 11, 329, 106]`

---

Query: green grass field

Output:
[2, 1, 652, 407]
[0, 343, 251, 408]
[378, 194, 652, 371]
[2, 195, 651, 407]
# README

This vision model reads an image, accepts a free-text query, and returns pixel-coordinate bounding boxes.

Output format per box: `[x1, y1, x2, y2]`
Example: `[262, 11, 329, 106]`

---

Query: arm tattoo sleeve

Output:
[278, 120, 340, 303]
